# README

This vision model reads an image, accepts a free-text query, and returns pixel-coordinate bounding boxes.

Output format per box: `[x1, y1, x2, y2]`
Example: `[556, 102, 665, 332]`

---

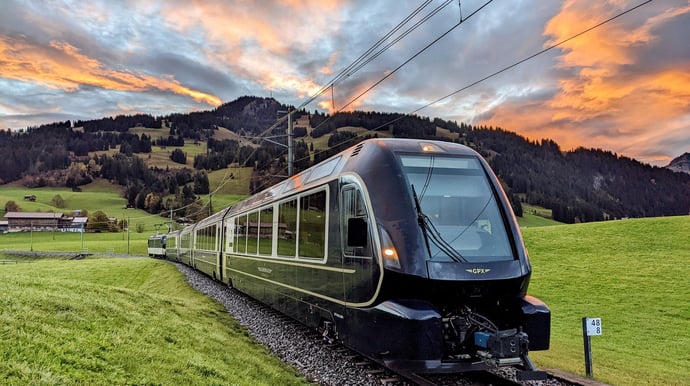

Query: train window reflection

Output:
[236, 215, 247, 253]
[299, 190, 326, 259]
[400, 154, 514, 262]
[278, 199, 297, 257]
[247, 211, 259, 254]
[258, 207, 274, 255]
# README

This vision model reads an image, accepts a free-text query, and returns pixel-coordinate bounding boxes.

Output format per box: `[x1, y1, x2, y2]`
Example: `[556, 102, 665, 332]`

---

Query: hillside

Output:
[525, 215, 690, 385]
[1, 96, 689, 224]
[667, 152, 690, 174]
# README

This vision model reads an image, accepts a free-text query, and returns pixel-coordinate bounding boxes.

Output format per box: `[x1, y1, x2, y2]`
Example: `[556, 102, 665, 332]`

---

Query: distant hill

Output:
[2, 96, 689, 224]
[666, 152, 690, 174]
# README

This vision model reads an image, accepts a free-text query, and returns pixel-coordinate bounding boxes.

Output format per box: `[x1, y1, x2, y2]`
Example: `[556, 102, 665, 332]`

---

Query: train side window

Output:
[247, 211, 259, 254]
[342, 185, 372, 257]
[258, 207, 274, 255]
[208, 224, 217, 251]
[236, 215, 247, 254]
[299, 190, 326, 259]
[278, 199, 297, 257]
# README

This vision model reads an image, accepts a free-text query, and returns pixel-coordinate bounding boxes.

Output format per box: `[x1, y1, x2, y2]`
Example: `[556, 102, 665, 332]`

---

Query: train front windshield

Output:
[400, 154, 514, 263]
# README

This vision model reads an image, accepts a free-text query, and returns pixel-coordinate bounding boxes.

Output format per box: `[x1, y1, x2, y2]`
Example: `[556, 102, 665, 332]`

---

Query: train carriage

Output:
[147, 234, 167, 258]
[191, 209, 227, 280]
[163, 138, 550, 378]
[178, 227, 194, 266]
[166, 230, 181, 261]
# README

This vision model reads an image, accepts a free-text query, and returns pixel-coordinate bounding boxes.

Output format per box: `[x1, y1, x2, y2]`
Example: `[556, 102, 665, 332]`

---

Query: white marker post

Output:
[582, 317, 602, 377]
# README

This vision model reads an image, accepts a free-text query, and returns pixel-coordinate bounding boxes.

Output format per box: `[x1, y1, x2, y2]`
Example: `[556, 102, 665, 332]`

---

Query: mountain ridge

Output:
[2, 96, 689, 223]
[667, 152, 690, 174]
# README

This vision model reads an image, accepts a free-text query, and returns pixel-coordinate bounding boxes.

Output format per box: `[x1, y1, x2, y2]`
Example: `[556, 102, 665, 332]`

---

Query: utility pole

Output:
[127, 216, 130, 255]
[288, 107, 294, 176]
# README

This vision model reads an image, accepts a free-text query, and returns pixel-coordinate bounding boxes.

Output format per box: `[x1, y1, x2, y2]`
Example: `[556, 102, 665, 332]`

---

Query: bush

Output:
[4, 200, 20, 213]
[51, 194, 66, 208]
[170, 149, 187, 164]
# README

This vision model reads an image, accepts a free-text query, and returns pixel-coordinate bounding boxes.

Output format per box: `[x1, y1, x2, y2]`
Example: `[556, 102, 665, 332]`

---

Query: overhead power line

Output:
[308, 0, 494, 134]
[207, 1, 458, 195]
[411, 0, 656, 116]
[299, 0, 657, 166]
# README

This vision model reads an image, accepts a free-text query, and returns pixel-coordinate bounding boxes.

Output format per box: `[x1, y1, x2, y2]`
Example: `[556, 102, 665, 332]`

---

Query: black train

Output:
[166, 138, 550, 379]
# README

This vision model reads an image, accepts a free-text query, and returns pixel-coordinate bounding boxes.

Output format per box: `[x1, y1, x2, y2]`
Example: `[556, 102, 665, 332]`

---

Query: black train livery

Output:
[162, 138, 550, 378]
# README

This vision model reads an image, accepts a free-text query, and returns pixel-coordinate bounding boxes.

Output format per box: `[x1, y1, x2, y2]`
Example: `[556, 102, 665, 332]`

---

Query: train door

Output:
[222, 217, 235, 285]
[340, 182, 376, 303]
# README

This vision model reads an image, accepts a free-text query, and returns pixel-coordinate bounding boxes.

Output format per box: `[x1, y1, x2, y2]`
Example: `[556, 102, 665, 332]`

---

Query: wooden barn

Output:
[4, 212, 64, 232]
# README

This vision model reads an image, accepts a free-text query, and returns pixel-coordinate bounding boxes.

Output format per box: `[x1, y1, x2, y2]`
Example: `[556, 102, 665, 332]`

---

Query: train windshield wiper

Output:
[411, 184, 467, 263]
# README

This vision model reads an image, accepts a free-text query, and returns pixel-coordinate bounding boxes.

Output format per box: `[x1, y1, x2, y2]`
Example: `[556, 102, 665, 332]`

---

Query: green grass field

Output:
[517, 204, 561, 228]
[3, 170, 689, 385]
[1, 231, 151, 256]
[525, 216, 690, 385]
[0, 180, 167, 232]
[0, 258, 307, 385]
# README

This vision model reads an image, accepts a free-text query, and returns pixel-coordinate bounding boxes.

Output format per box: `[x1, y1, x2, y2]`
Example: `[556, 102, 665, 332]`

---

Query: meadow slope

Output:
[525, 216, 690, 385]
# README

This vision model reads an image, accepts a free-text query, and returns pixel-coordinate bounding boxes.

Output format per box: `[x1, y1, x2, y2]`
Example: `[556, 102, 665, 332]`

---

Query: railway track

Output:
[176, 262, 584, 386]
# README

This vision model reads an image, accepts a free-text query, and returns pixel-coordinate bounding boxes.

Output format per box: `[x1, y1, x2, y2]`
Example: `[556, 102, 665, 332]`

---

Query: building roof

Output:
[4, 212, 64, 219]
[72, 217, 88, 224]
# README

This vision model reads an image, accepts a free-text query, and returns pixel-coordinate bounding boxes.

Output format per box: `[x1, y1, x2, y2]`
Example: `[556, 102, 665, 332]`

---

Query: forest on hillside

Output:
[1, 96, 689, 223]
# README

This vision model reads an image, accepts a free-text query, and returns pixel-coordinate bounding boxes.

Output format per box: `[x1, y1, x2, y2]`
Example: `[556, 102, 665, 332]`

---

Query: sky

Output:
[1, 0, 688, 166]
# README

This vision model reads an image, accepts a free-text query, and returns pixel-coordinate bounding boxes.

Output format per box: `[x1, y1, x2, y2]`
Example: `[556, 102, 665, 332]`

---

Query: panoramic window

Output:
[400, 154, 514, 262]
[299, 190, 327, 259]
[168, 236, 176, 249]
[258, 207, 274, 255]
[247, 211, 259, 254]
[235, 215, 247, 254]
[277, 199, 297, 257]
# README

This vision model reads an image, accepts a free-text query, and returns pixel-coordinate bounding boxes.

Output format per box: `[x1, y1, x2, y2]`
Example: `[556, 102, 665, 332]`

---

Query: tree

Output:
[144, 192, 162, 213]
[193, 171, 210, 194]
[170, 148, 187, 164]
[87, 210, 110, 232]
[51, 194, 66, 208]
[4, 200, 19, 213]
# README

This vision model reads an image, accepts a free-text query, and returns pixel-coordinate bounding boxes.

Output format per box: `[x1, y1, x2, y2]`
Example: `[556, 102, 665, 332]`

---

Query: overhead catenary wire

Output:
[231, 1, 492, 196]
[290, 0, 656, 170]
[296, 0, 440, 111]
[205, 1, 455, 197]
[307, 0, 493, 135]
[409, 0, 656, 117]
[189, 0, 656, 212]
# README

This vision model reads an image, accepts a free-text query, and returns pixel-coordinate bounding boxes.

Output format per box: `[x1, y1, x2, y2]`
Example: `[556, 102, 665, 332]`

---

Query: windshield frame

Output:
[397, 152, 517, 263]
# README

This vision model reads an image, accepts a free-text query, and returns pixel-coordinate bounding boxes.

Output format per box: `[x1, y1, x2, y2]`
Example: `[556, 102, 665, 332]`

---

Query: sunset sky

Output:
[1, 0, 688, 166]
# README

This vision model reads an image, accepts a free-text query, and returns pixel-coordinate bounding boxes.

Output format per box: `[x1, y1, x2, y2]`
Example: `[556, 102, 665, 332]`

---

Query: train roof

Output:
[173, 138, 480, 232]
[226, 138, 478, 215]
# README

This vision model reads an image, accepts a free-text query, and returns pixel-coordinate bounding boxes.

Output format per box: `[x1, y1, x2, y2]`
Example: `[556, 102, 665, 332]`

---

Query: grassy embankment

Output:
[2, 215, 688, 384]
[0, 258, 308, 385]
[519, 203, 560, 227]
[525, 215, 690, 385]
[0, 173, 248, 254]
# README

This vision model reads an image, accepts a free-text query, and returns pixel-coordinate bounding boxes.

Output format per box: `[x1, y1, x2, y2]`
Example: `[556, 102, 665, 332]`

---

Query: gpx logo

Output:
[465, 268, 491, 274]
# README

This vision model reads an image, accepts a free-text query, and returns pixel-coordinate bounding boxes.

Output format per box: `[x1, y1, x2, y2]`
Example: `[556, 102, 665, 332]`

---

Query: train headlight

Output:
[419, 142, 443, 152]
[379, 226, 401, 269]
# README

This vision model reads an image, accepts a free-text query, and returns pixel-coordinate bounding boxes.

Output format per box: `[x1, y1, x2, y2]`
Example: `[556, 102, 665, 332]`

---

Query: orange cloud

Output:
[0, 36, 221, 106]
[479, 0, 690, 165]
[161, 0, 349, 106]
